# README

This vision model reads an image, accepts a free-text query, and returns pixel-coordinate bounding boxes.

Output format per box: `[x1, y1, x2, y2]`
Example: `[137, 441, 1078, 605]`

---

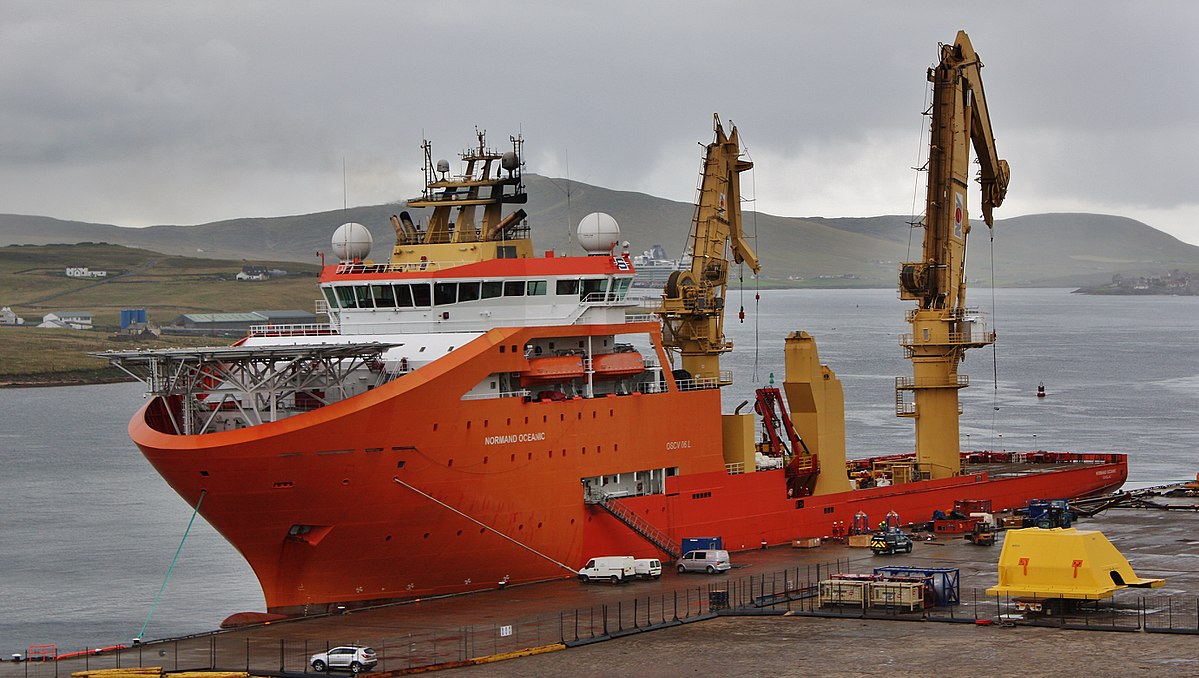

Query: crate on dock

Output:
[869, 581, 926, 611]
[819, 579, 868, 608]
[847, 534, 872, 548]
[792, 537, 822, 548]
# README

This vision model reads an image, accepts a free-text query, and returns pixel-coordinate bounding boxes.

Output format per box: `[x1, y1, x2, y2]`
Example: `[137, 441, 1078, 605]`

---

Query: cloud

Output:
[0, 1, 1196, 244]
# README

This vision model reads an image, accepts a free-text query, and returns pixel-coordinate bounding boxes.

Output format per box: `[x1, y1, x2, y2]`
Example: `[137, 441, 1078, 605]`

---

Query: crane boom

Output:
[897, 31, 1009, 480]
[657, 114, 761, 385]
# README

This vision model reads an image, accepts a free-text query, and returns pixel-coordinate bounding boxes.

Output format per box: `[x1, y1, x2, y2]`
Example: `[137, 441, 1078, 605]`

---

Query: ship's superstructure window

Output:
[458, 282, 481, 302]
[434, 282, 457, 305]
[503, 281, 525, 296]
[371, 284, 396, 307]
[527, 280, 547, 296]
[581, 278, 608, 300]
[482, 281, 503, 299]
[556, 279, 579, 295]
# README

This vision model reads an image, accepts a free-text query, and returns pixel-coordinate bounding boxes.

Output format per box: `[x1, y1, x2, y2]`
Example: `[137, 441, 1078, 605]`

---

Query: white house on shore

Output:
[65, 266, 108, 278]
[38, 311, 93, 330]
[0, 307, 24, 325]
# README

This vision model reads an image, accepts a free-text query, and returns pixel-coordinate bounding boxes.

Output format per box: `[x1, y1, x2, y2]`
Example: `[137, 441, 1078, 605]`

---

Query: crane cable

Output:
[137, 489, 206, 642]
[988, 225, 1001, 448]
[745, 146, 762, 384]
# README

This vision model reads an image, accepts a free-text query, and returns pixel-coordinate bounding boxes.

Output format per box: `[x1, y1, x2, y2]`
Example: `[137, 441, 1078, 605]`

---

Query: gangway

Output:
[595, 496, 681, 560]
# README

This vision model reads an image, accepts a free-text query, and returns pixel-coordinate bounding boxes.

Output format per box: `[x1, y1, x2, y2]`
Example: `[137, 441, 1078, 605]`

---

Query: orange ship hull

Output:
[129, 323, 1127, 615]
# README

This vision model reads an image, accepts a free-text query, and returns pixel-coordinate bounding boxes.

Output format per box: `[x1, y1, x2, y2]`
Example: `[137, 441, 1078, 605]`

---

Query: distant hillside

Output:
[0, 242, 321, 327]
[4, 175, 1199, 287]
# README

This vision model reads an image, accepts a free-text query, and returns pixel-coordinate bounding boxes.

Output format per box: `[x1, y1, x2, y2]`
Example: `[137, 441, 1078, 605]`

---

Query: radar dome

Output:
[331, 222, 373, 262]
[501, 151, 519, 171]
[577, 212, 621, 255]
[436, 159, 450, 174]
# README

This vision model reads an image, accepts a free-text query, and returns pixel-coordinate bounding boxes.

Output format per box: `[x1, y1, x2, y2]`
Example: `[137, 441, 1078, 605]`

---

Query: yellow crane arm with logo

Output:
[897, 30, 1010, 479]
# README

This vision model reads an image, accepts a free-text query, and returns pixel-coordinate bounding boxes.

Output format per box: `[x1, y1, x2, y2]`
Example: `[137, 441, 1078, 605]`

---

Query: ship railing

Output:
[624, 313, 659, 323]
[675, 376, 722, 391]
[638, 381, 666, 394]
[581, 291, 624, 305]
[726, 462, 746, 475]
[248, 323, 337, 337]
[894, 375, 970, 389]
[334, 259, 477, 274]
[461, 389, 531, 401]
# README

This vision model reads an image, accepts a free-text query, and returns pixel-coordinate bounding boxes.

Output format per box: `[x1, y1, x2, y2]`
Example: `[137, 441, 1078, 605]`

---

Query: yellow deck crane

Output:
[897, 31, 1011, 480]
[657, 114, 761, 386]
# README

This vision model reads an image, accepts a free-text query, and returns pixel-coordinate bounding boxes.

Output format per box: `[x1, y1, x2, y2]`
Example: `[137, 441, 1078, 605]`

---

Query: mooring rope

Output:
[393, 477, 577, 574]
[137, 489, 206, 642]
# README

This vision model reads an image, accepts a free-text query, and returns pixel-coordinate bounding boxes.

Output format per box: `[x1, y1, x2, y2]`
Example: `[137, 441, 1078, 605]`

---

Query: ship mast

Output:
[897, 31, 1010, 480]
[389, 131, 532, 269]
[657, 114, 760, 385]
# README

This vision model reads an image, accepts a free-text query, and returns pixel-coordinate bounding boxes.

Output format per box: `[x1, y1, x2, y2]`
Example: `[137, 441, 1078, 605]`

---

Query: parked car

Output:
[310, 646, 378, 673]
[676, 549, 731, 574]
[869, 529, 913, 555]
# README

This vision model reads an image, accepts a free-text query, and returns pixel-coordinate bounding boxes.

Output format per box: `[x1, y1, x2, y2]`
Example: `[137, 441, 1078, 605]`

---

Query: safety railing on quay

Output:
[12, 567, 1198, 677]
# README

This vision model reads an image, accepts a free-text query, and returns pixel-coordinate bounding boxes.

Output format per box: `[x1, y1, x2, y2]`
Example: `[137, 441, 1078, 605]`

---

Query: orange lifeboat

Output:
[592, 350, 645, 378]
[521, 355, 585, 382]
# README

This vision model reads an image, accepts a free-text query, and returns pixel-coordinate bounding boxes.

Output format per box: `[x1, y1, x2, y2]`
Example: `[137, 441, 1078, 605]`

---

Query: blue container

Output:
[120, 309, 148, 329]
[681, 536, 723, 554]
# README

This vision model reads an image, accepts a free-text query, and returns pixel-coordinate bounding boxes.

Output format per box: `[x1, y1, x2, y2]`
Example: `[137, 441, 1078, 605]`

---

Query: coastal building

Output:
[0, 307, 24, 325]
[65, 266, 108, 278]
[168, 309, 315, 335]
[38, 311, 93, 330]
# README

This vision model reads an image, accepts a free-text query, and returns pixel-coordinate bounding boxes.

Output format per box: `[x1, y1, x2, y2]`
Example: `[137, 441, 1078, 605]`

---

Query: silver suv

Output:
[310, 646, 378, 674]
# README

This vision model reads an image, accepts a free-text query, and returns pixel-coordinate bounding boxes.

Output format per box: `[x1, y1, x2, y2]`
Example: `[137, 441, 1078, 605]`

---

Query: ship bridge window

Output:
[458, 281, 481, 302]
[335, 286, 358, 308]
[434, 282, 457, 305]
[393, 284, 414, 307]
[527, 280, 547, 296]
[322, 287, 339, 309]
[411, 283, 432, 306]
[371, 284, 396, 308]
[556, 279, 579, 296]
[581, 278, 608, 301]
[615, 277, 631, 299]
[503, 281, 525, 296]
[354, 285, 374, 308]
[482, 281, 503, 299]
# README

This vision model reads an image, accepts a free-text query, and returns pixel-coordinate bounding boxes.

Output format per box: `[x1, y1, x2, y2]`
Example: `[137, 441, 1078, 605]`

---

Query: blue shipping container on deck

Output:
[681, 537, 723, 554]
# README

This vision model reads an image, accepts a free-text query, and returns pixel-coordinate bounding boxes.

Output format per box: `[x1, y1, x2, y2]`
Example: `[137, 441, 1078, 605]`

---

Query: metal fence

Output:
[12, 563, 1198, 677]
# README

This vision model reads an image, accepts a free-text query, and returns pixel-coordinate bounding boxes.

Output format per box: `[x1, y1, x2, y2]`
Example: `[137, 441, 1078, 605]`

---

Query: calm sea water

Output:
[1, 288, 1195, 653]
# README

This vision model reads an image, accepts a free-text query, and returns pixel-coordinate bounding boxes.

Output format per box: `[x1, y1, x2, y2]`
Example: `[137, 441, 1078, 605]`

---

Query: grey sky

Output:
[3, 1, 1197, 244]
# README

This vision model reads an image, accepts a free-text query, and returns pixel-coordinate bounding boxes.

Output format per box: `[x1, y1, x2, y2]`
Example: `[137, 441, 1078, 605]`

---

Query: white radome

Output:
[331, 222, 373, 262]
[577, 212, 621, 255]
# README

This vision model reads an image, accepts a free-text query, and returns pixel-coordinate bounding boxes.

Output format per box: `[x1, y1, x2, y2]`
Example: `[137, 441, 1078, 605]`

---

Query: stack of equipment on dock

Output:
[819, 571, 941, 611]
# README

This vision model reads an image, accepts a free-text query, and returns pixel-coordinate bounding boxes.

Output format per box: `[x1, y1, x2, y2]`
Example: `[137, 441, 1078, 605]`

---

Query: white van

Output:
[633, 558, 662, 579]
[677, 549, 732, 574]
[578, 555, 636, 583]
